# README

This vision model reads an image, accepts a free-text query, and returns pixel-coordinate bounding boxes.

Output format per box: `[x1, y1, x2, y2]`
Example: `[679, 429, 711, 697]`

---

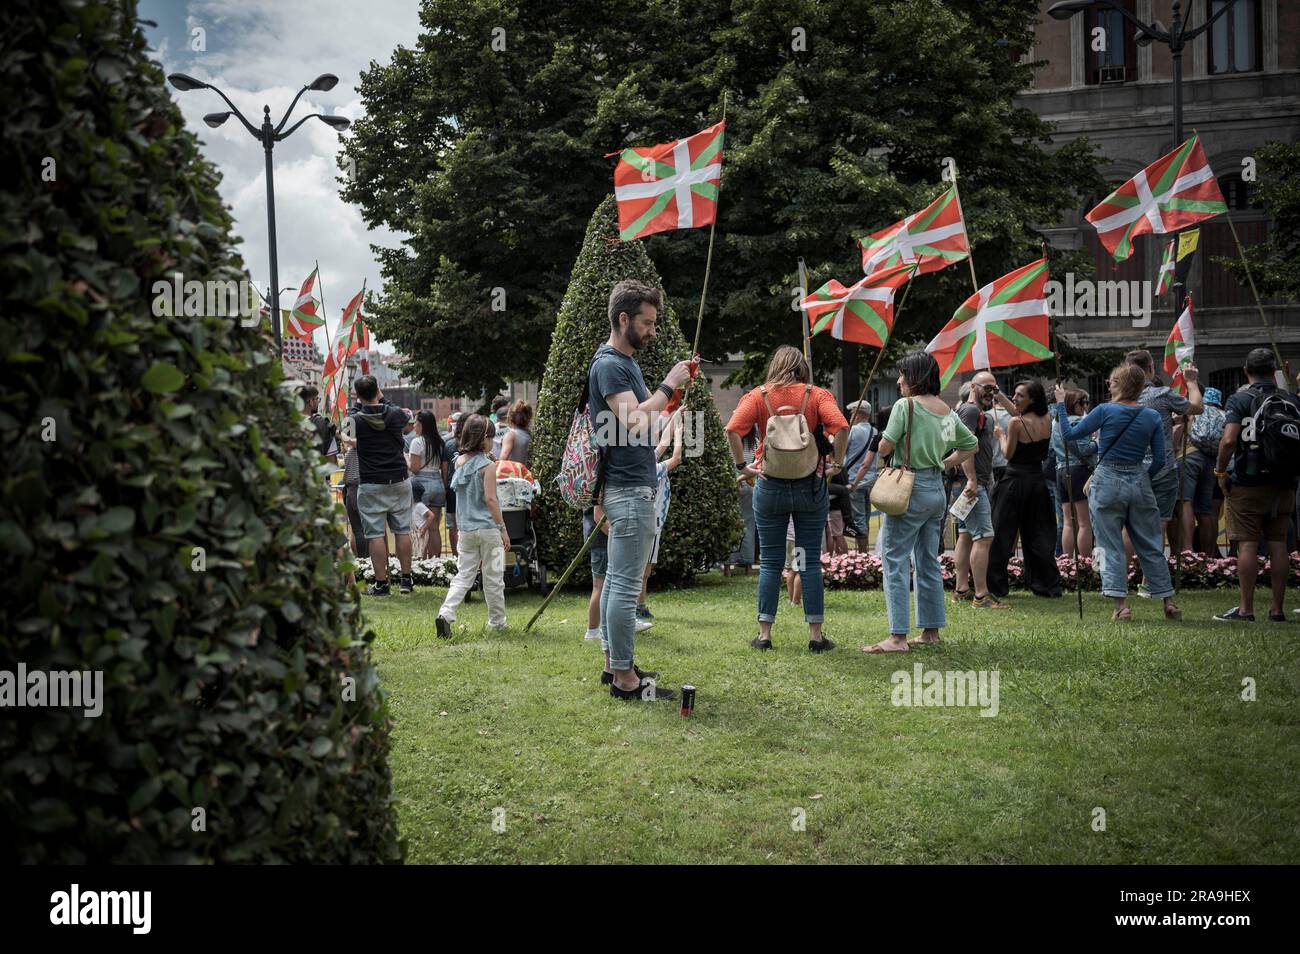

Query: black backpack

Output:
[1241, 385, 1300, 481]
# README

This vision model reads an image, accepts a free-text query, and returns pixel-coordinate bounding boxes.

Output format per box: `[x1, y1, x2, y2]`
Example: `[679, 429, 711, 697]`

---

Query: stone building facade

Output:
[1024, 0, 1300, 399]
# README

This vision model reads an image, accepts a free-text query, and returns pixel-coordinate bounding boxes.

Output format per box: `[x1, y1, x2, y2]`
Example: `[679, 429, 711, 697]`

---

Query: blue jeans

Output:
[881, 468, 947, 635]
[599, 485, 656, 669]
[849, 480, 874, 535]
[753, 473, 828, 624]
[1088, 461, 1175, 599]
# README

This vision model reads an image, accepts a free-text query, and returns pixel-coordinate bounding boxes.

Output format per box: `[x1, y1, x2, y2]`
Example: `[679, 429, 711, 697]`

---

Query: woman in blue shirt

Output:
[1055, 364, 1181, 622]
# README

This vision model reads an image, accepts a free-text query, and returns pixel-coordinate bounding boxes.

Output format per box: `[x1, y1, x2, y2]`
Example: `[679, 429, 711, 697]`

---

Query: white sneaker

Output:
[635, 619, 653, 633]
[584, 627, 603, 641]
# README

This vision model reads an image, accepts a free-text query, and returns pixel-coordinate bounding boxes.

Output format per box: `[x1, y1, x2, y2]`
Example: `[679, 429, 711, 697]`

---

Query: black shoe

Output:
[600, 666, 659, 685]
[399, 574, 414, 594]
[636, 604, 655, 620]
[366, 581, 391, 596]
[1214, 607, 1255, 622]
[1268, 613, 1288, 623]
[809, 636, 835, 653]
[749, 636, 773, 650]
[610, 678, 675, 701]
[435, 615, 452, 639]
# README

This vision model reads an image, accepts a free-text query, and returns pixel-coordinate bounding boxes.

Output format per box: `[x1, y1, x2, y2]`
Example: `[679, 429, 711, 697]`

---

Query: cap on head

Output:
[1203, 387, 1223, 407]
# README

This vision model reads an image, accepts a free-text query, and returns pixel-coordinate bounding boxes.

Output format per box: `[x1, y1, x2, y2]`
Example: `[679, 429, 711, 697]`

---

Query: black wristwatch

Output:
[657, 383, 674, 400]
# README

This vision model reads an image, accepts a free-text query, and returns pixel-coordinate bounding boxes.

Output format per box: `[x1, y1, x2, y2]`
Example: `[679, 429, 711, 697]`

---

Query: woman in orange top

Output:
[726, 345, 848, 652]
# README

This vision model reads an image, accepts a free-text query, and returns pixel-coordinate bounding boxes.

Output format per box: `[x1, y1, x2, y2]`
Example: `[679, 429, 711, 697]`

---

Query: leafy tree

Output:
[533, 196, 741, 584]
[343, 0, 1102, 397]
[0, 0, 400, 862]
[1221, 139, 1300, 303]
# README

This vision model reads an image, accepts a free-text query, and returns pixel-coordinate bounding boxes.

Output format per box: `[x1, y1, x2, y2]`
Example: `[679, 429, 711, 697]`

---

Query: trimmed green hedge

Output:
[533, 196, 742, 586]
[0, 0, 400, 862]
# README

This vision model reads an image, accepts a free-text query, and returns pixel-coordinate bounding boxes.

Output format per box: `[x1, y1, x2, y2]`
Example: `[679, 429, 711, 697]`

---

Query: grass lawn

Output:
[364, 573, 1300, 864]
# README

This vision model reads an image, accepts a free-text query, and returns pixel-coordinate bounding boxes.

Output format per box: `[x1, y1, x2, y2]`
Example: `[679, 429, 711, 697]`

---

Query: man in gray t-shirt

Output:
[951, 371, 1004, 607]
[588, 278, 691, 702]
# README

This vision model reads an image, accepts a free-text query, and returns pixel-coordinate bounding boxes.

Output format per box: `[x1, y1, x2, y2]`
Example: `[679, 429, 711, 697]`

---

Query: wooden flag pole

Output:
[949, 163, 981, 295]
[1224, 212, 1286, 378]
[525, 518, 606, 632]
[797, 257, 812, 375]
[690, 91, 728, 359]
[317, 260, 336, 364]
[1054, 328, 1084, 621]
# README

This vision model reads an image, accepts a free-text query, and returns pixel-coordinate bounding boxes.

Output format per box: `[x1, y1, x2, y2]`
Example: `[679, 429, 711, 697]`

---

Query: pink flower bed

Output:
[819, 550, 1300, 591]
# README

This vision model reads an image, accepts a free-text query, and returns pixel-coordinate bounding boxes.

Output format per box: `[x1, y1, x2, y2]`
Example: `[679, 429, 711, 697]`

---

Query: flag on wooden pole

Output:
[801, 262, 915, 348]
[926, 259, 1053, 387]
[1086, 135, 1225, 262]
[613, 121, 725, 241]
[856, 185, 970, 277]
[1163, 295, 1195, 396]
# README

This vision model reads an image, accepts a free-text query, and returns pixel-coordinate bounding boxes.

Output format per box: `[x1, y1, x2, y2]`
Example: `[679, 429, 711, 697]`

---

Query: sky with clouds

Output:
[140, 0, 422, 353]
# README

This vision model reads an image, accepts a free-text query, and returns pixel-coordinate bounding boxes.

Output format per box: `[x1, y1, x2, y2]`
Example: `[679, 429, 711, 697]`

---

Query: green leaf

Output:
[141, 362, 185, 393]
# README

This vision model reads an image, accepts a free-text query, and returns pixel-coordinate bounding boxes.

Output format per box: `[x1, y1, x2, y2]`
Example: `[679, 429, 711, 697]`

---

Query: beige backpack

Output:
[759, 385, 819, 479]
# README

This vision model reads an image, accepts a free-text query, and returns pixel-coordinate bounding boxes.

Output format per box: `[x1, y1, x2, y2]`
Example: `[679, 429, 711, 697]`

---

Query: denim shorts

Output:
[1180, 451, 1216, 515]
[590, 544, 608, 578]
[954, 485, 993, 540]
[357, 479, 413, 538]
[1150, 467, 1179, 521]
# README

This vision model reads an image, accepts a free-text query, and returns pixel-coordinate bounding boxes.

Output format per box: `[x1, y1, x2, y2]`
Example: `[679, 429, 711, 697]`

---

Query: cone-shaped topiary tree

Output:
[0, 0, 400, 862]
[533, 196, 742, 586]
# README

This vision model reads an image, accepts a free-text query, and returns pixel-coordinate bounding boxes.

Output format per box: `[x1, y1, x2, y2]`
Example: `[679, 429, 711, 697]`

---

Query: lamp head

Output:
[308, 73, 339, 92]
[320, 115, 351, 130]
[1047, 0, 1097, 20]
[167, 72, 206, 91]
[203, 111, 231, 128]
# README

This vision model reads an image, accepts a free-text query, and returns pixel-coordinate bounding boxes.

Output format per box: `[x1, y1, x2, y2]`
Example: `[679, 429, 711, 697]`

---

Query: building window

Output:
[1085, 2, 1137, 85]
[1208, 0, 1260, 74]
[420, 398, 435, 412]
[1216, 174, 1258, 211]
[1209, 366, 1246, 395]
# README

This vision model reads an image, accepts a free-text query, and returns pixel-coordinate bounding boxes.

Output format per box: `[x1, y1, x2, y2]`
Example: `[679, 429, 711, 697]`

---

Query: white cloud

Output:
[146, 0, 422, 351]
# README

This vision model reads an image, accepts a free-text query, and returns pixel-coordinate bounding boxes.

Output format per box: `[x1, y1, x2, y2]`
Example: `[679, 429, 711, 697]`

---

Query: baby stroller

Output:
[496, 473, 547, 593]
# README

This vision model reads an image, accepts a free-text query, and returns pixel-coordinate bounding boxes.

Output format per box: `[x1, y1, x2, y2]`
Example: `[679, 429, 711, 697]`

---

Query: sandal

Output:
[951, 589, 971, 604]
[610, 677, 676, 701]
[861, 637, 910, 654]
[1112, 607, 1133, 622]
[1164, 602, 1183, 621]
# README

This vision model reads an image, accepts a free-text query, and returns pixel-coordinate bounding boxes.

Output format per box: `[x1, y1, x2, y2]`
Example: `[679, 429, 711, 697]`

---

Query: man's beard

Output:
[626, 327, 647, 350]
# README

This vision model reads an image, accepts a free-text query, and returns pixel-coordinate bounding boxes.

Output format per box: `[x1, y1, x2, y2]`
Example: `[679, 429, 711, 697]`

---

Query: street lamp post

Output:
[1048, 0, 1243, 317]
[166, 72, 351, 353]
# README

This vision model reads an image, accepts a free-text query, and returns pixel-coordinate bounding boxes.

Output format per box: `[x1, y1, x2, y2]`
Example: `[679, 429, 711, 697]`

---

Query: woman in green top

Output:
[864, 352, 978, 653]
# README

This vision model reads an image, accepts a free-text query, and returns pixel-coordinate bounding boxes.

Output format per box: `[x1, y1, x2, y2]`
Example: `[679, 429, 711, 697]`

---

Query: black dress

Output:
[987, 427, 1062, 599]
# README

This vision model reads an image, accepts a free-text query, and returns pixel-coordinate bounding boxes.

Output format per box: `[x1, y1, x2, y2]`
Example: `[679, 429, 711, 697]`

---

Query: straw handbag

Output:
[870, 399, 914, 516]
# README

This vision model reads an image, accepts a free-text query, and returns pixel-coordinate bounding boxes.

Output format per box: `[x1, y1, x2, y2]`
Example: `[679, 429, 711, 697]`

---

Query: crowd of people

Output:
[300, 279, 1299, 704]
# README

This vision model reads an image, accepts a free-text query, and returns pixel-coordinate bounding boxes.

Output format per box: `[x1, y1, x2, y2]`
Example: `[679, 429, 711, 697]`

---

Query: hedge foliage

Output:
[0, 0, 401, 862]
[533, 196, 743, 586]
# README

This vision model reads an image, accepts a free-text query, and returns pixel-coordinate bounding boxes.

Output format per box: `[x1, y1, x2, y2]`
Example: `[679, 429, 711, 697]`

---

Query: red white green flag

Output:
[613, 121, 724, 241]
[1163, 295, 1195, 396]
[801, 262, 915, 348]
[857, 185, 970, 277]
[287, 267, 323, 342]
[334, 285, 370, 374]
[1085, 134, 1226, 262]
[926, 258, 1054, 387]
[1155, 237, 1176, 296]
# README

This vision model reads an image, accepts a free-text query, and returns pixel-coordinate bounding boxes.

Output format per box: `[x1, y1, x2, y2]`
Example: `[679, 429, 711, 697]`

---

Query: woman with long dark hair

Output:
[862, 351, 977, 653]
[986, 378, 1063, 601]
[407, 411, 448, 557]
[725, 345, 848, 652]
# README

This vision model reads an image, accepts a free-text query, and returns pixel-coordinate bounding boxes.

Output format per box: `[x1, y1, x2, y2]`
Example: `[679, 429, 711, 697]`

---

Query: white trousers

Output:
[438, 528, 506, 627]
